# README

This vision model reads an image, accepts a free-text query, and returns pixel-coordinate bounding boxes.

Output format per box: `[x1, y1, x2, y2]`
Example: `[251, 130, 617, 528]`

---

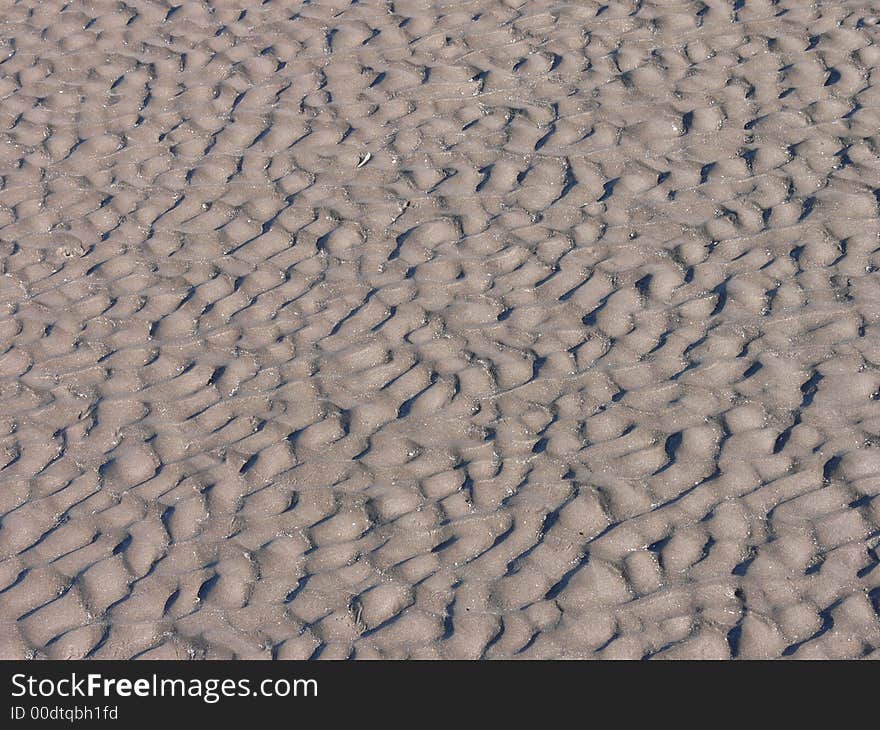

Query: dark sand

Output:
[2, 0, 880, 658]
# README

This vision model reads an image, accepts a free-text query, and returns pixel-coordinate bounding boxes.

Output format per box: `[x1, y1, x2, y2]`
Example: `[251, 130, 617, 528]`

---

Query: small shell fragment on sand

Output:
[356, 152, 371, 168]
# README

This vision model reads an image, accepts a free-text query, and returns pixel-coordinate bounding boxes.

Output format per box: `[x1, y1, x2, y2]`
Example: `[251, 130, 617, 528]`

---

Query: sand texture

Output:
[2, 0, 880, 660]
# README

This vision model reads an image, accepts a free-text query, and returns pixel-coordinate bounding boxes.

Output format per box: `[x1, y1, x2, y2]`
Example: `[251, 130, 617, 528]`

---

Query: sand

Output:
[1, 0, 879, 659]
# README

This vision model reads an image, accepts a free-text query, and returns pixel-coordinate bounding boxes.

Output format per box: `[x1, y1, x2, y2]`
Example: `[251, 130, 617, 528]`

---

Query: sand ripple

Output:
[1, 0, 880, 658]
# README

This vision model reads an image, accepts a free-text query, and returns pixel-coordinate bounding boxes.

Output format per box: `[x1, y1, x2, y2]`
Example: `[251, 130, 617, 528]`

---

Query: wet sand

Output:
[1, 0, 880, 659]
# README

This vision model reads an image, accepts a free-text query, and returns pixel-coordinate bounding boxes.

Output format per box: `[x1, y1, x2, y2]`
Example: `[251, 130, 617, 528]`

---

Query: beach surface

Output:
[2, 0, 880, 659]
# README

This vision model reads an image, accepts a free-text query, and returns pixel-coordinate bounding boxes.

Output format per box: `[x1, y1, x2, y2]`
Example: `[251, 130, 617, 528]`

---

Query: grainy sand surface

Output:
[1, 0, 880, 660]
